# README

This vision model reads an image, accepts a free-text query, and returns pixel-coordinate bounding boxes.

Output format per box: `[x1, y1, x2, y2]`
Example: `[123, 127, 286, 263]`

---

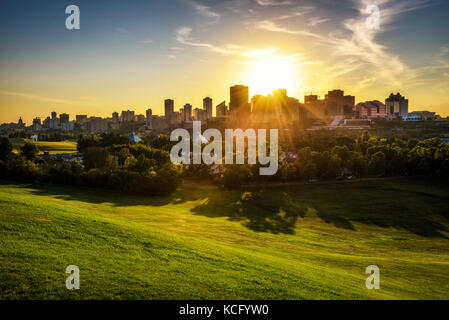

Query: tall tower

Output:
[203, 97, 213, 119]
[183, 104, 192, 121]
[229, 85, 250, 122]
[165, 99, 174, 117]
[146, 108, 153, 129]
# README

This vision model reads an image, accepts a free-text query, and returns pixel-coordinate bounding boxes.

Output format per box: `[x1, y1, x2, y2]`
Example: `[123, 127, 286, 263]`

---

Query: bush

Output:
[0, 137, 13, 160]
[20, 142, 39, 160]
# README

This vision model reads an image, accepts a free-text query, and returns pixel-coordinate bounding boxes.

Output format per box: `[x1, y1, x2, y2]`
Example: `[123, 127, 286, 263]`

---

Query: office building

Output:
[59, 113, 69, 124]
[146, 108, 153, 129]
[120, 110, 135, 122]
[203, 97, 213, 119]
[183, 104, 192, 121]
[385, 92, 408, 116]
[216, 101, 228, 117]
[76, 115, 88, 124]
[229, 85, 250, 122]
[112, 112, 119, 123]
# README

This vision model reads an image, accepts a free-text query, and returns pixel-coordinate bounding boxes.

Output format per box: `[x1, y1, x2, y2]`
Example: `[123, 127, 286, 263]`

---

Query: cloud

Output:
[255, 0, 293, 6]
[307, 17, 329, 27]
[0, 90, 86, 105]
[185, 0, 220, 20]
[254, 20, 326, 40]
[194, 3, 220, 19]
[175, 27, 240, 55]
[321, 0, 437, 89]
[137, 39, 154, 44]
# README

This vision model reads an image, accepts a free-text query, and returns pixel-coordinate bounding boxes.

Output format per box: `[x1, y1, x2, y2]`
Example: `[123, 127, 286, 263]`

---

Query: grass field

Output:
[10, 138, 77, 155]
[1, 178, 449, 299]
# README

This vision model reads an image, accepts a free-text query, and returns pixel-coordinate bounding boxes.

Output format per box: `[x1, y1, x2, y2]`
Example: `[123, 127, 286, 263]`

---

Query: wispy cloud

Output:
[255, 0, 293, 6]
[137, 39, 154, 44]
[176, 26, 240, 55]
[0, 90, 89, 106]
[185, 0, 220, 20]
[307, 17, 329, 27]
[254, 20, 326, 40]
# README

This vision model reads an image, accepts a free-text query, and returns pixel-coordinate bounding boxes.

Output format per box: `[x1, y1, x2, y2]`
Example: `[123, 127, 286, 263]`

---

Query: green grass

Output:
[10, 138, 77, 155]
[1, 178, 449, 299]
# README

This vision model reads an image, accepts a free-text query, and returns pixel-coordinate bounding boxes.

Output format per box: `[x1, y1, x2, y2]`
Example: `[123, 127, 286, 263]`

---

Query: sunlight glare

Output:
[248, 55, 298, 96]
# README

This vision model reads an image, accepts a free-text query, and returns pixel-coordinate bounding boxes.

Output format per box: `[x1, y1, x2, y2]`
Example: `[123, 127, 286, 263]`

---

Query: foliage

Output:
[0, 137, 13, 160]
[20, 142, 39, 160]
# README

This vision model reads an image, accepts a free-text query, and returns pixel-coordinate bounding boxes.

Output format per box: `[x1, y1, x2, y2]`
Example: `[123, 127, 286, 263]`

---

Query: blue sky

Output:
[0, 0, 448, 122]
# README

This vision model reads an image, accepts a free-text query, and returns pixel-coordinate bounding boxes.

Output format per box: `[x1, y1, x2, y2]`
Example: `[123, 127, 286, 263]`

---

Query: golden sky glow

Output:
[0, 0, 448, 124]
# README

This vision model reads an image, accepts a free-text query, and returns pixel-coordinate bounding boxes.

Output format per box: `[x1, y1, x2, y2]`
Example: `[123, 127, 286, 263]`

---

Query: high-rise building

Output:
[76, 115, 87, 124]
[164, 99, 174, 124]
[326, 90, 355, 117]
[194, 108, 207, 121]
[229, 85, 250, 122]
[50, 112, 59, 129]
[216, 101, 228, 117]
[32, 118, 42, 131]
[251, 89, 305, 125]
[120, 110, 135, 122]
[59, 113, 69, 124]
[203, 97, 213, 119]
[183, 104, 192, 121]
[112, 112, 119, 123]
[146, 108, 153, 129]
[385, 92, 408, 116]
[43, 117, 51, 128]
[304, 90, 355, 121]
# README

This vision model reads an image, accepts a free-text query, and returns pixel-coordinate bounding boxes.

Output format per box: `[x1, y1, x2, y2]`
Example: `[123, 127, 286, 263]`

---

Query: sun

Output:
[247, 55, 298, 96]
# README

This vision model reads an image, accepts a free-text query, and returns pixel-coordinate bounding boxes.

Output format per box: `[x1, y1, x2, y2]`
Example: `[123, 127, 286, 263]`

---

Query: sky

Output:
[0, 0, 448, 124]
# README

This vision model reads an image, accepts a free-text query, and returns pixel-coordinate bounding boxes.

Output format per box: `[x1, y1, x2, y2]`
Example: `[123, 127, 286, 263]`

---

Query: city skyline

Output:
[3, 86, 419, 125]
[1, 0, 448, 123]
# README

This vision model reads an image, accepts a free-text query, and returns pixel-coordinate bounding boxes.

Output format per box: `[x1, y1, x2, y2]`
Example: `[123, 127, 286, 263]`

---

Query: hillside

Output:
[1, 178, 449, 299]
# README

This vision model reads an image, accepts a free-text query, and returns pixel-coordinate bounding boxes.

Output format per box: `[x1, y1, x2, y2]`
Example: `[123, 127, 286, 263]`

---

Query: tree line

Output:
[0, 134, 181, 195]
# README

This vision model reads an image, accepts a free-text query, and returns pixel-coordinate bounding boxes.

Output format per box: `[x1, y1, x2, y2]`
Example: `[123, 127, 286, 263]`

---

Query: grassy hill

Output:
[1, 178, 449, 299]
[10, 138, 77, 155]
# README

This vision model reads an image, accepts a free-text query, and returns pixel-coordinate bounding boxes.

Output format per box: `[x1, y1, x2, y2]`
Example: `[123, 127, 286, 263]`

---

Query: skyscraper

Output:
[120, 110, 135, 122]
[229, 85, 250, 122]
[216, 101, 228, 117]
[76, 115, 87, 124]
[60, 113, 70, 124]
[146, 108, 153, 129]
[112, 112, 119, 123]
[203, 97, 213, 119]
[164, 99, 175, 125]
[183, 104, 192, 121]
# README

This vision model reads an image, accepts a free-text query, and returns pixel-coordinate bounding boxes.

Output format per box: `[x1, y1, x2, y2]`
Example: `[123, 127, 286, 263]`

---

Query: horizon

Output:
[2, 86, 416, 124]
[1, 0, 448, 123]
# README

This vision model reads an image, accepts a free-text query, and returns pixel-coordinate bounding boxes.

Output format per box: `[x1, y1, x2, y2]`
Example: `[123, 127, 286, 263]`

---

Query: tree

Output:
[0, 137, 13, 160]
[327, 155, 341, 178]
[20, 142, 39, 160]
[82, 147, 110, 170]
[349, 152, 367, 179]
[368, 151, 386, 176]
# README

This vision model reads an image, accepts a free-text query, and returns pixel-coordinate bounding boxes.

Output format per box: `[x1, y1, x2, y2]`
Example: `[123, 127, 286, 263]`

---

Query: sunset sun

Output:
[248, 55, 298, 96]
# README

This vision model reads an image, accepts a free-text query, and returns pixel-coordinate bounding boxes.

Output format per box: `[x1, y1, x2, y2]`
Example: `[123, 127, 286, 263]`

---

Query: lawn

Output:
[10, 138, 78, 155]
[0, 178, 449, 299]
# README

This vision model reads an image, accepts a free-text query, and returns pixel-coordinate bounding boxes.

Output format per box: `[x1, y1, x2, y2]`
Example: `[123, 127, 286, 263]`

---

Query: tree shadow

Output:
[191, 189, 308, 234]
[2, 181, 196, 208]
[2, 179, 449, 237]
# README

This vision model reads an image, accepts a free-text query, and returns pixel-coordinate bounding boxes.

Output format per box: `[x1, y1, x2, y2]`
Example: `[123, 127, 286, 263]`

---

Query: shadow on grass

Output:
[190, 190, 308, 234]
[2, 179, 449, 237]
